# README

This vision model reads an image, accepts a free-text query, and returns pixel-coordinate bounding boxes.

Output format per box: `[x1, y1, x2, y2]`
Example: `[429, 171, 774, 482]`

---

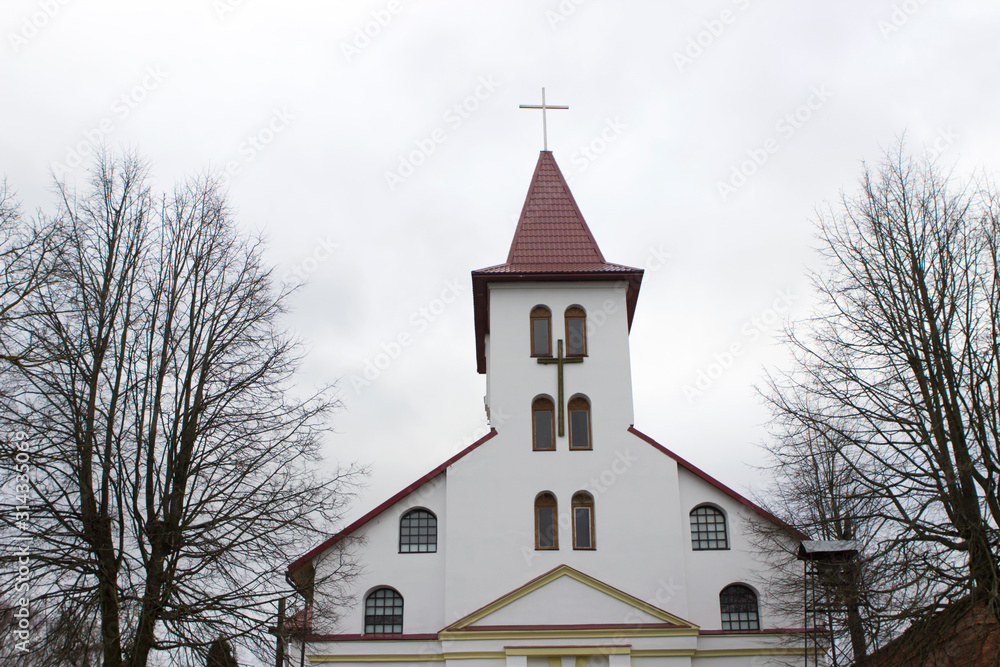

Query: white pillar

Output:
[608, 654, 631, 667]
[506, 655, 528, 667]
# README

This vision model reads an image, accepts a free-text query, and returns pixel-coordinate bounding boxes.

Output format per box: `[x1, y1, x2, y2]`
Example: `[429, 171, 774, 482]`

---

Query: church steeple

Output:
[504, 151, 612, 271]
[471, 151, 644, 374]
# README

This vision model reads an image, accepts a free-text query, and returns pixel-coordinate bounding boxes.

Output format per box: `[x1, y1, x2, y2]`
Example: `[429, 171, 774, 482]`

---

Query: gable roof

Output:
[627, 426, 807, 540]
[288, 424, 804, 578]
[471, 151, 644, 373]
[441, 564, 698, 636]
[287, 429, 498, 576]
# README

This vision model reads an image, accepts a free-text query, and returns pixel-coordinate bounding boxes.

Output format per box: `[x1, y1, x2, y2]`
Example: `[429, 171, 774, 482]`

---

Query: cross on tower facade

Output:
[519, 87, 569, 151]
[537, 339, 582, 437]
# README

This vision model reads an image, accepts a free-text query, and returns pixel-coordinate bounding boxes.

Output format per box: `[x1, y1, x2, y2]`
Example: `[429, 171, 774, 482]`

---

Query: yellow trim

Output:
[446, 565, 698, 631]
[306, 653, 504, 663]
[701, 631, 810, 638]
[440, 628, 697, 641]
[305, 656, 442, 663]
[506, 647, 631, 656]
[306, 647, 822, 663]
[692, 648, 823, 657]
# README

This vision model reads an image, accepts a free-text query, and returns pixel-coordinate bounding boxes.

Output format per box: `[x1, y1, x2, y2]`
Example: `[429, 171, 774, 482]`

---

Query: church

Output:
[286, 149, 808, 665]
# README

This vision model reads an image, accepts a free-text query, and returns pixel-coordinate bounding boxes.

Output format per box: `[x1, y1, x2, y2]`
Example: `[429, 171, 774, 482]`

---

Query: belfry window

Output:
[565, 306, 587, 356]
[364, 588, 403, 634]
[530, 306, 552, 357]
[532, 397, 555, 451]
[535, 492, 558, 549]
[719, 584, 759, 631]
[572, 492, 595, 549]
[399, 509, 437, 553]
[568, 396, 592, 450]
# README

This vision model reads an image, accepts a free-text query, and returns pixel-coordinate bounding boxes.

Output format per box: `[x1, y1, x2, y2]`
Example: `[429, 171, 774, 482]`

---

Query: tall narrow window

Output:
[568, 396, 592, 450]
[535, 492, 558, 549]
[530, 306, 552, 357]
[399, 509, 437, 553]
[572, 492, 595, 549]
[364, 588, 403, 634]
[690, 505, 729, 550]
[720, 585, 759, 631]
[532, 397, 555, 451]
[565, 306, 587, 356]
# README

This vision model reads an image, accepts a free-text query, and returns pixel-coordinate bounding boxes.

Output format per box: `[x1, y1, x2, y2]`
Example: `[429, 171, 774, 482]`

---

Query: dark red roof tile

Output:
[480, 151, 638, 275]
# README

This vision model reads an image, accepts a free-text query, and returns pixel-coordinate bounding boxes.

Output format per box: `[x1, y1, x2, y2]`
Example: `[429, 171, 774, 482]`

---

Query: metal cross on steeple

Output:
[537, 339, 583, 437]
[519, 87, 569, 151]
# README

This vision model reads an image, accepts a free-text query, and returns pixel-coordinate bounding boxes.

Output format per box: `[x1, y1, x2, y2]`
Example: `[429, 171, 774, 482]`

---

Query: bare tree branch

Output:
[0, 151, 364, 666]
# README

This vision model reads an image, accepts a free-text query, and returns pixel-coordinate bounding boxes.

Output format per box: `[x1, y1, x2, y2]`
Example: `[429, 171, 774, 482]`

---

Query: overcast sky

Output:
[3, 0, 999, 525]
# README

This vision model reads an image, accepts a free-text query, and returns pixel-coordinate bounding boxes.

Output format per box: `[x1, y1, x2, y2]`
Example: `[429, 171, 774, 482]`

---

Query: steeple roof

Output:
[475, 151, 639, 275]
[471, 151, 644, 374]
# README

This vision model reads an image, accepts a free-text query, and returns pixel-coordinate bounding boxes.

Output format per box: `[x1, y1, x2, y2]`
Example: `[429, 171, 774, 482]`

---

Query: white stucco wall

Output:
[676, 470, 799, 631]
[443, 281, 695, 625]
[303, 277, 804, 666]
[314, 474, 448, 635]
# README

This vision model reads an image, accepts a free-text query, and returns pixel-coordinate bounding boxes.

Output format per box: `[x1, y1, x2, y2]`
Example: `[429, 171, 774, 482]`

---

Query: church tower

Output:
[472, 150, 644, 440]
[290, 150, 806, 667]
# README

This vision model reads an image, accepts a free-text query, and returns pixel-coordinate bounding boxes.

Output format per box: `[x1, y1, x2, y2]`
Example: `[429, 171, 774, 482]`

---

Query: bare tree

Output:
[0, 151, 361, 666]
[752, 408, 920, 665]
[205, 636, 239, 667]
[761, 141, 1000, 660]
[0, 179, 63, 372]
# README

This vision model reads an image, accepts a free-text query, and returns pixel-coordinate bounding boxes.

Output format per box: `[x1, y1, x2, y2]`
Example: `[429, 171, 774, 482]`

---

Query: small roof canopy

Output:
[797, 540, 859, 561]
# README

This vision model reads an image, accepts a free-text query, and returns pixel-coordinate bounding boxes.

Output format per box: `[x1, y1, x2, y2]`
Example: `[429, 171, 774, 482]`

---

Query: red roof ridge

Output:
[287, 429, 498, 574]
[626, 426, 807, 540]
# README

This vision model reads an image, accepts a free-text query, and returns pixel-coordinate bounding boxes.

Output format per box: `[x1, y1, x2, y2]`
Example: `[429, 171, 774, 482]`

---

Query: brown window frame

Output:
[564, 306, 587, 357]
[534, 492, 558, 550]
[571, 492, 595, 550]
[530, 306, 553, 357]
[567, 396, 592, 450]
[532, 397, 556, 451]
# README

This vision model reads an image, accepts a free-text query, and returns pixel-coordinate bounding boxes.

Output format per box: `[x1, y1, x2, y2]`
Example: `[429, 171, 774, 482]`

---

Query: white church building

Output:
[287, 151, 809, 666]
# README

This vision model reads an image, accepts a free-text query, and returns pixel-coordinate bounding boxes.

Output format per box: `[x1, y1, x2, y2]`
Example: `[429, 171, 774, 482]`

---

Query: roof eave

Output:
[287, 428, 499, 576]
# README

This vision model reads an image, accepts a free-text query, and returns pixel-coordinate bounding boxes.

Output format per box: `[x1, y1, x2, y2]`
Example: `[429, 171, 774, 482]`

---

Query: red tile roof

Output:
[472, 151, 644, 373]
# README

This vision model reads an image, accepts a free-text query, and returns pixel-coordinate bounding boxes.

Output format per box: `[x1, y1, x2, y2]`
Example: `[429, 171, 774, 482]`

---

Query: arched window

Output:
[364, 588, 403, 634]
[568, 396, 592, 450]
[530, 306, 552, 357]
[690, 505, 728, 550]
[399, 509, 437, 553]
[565, 306, 587, 356]
[532, 397, 555, 451]
[572, 492, 595, 550]
[535, 492, 558, 549]
[719, 584, 759, 631]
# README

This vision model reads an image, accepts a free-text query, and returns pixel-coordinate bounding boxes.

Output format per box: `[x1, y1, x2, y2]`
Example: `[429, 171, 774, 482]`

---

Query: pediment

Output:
[444, 565, 697, 633]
